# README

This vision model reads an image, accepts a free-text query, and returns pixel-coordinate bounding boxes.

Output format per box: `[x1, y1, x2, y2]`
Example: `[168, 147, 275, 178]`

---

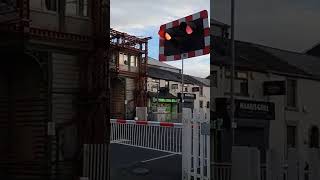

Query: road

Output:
[110, 143, 182, 180]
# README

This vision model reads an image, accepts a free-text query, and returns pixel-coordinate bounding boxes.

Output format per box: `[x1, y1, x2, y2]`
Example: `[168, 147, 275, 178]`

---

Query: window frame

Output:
[65, 0, 88, 17]
[171, 84, 178, 90]
[286, 79, 298, 109]
[287, 125, 297, 149]
[200, 101, 203, 108]
[30, 0, 58, 13]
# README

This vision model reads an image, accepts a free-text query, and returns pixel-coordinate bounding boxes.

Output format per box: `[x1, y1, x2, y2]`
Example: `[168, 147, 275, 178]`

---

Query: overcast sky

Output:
[212, 0, 320, 52]
[111, 0, 210, 78]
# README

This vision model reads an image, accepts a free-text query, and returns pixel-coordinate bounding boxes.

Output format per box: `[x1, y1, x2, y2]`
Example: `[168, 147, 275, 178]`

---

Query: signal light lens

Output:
[186, 25, 193, 34]
[158, 29, 172, 41]
[165, 32, 172, 40]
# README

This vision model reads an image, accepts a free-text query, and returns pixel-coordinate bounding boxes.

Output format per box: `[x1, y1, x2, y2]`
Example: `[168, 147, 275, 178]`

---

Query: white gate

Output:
[182, 108, 211, 180]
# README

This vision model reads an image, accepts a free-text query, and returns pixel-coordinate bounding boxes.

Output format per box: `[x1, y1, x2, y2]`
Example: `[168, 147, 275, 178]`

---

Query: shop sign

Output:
[235, 99, 275, 120]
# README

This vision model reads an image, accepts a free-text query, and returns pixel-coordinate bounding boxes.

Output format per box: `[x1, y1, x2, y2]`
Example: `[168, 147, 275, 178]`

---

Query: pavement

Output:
[110, 143, 182, 180]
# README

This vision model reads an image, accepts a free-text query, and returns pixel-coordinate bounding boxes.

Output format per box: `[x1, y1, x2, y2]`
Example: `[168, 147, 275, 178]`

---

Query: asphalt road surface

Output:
[110, 143, 182, 180]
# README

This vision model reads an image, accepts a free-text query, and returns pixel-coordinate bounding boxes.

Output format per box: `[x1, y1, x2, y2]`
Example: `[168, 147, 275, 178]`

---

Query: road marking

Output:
[140, 153, 178, 163]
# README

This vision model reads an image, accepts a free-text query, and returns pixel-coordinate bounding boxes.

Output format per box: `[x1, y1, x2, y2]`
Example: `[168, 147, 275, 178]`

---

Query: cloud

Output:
[165, 55, 210, 78]
[111, 0, 210, 78]
[111, 0, 210, 32]
[212, 0, 320, 52]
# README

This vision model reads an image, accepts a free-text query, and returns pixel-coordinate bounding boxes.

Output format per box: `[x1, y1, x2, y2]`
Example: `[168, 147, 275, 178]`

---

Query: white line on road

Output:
[140, 154, 178, 163]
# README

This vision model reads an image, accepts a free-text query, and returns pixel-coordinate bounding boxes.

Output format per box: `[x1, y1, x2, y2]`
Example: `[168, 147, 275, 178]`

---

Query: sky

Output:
[213, 0, 320, 53]
[111, 0, 210, 78]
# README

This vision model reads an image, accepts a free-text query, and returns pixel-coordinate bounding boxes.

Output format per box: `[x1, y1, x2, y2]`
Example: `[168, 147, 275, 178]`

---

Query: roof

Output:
[305, 43, 320, 57]
[256, 45, 320, 77]
[148, 57, 181, 73]
[210, 19, 230, 27]
[147, 66, 209, 87]
[147, 91, 178, 99]
[212, 40, 320, 79]
[192, 76, 210, 86]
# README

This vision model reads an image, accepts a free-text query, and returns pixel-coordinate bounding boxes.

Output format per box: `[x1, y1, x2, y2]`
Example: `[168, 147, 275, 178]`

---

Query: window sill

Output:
[30, 8, 58, 15]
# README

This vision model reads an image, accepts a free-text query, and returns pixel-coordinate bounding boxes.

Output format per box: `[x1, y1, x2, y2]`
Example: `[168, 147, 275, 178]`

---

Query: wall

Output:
[211, 64, 320, 171]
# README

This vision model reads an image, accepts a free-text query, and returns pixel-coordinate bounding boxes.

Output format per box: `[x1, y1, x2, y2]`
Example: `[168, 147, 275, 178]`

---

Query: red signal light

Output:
[186, 25, 193, 34]
[159, 29, 172, 41]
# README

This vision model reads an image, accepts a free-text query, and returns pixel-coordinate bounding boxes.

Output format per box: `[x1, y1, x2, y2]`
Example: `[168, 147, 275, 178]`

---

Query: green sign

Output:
[153, 98, 177, 103]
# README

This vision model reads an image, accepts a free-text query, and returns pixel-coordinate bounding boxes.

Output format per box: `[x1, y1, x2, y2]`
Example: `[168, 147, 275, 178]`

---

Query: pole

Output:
[181, 55, 184, 122]
[230, 0, 236, 148]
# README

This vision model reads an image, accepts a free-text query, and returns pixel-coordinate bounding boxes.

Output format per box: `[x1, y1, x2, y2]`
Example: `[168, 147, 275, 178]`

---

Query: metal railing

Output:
[211, 162, 232, 180]
[110, 119, 183, 154]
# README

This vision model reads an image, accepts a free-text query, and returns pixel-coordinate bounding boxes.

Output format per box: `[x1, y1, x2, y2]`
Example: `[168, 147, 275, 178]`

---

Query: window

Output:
[309, 126, 319, 148]
[111, 53, 116, 63]
[30, 0, 57, 11]
[287, 125, 296, 148]
[225, 69, 249, 96]
[123, 54, 128, 65]
[240, 81, 248, 96]
[207, 101, 210, 108]
[165, 81, 169, 88]
[200, 101, 203, 108]
[184, 85, 188, 92]
[192, 87, 200, 92]
[200, 86, 203, 96]
[171, 84, 178, 89]
[66, 0, 88, 16]
[45, 0, 57, 11]
[287, 79, 297, 108]
[212, 71, 218, 87]
[130, 56, 137, 67]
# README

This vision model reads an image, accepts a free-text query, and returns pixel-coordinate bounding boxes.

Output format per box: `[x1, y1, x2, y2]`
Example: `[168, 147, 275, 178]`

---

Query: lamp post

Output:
[230, 0, 236, 150]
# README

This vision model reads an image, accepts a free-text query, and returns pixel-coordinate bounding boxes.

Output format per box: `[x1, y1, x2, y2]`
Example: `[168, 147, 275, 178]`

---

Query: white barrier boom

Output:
[110, 119, 183, 154]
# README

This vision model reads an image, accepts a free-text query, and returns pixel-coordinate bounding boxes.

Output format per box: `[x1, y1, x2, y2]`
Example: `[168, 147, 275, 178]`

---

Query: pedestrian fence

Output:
[110, 119, 183, 154]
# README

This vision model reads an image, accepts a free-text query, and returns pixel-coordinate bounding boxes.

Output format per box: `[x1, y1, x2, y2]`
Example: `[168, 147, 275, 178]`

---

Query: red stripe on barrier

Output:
[136, 120, 148, 125]
[174, 54, 181, 60]
[117, 119, 126, 123]
[203, 46, 210, 54]
[160, 122, 174, 127]
[204, 28, 210, 36]
[160, 39, 165, 46]
[172, 20, 179, 27]
[159, 54, 166, 61]
[188, 51, 196, 58]
[186, 15, 193, 22]
[200, 10, 208, 18]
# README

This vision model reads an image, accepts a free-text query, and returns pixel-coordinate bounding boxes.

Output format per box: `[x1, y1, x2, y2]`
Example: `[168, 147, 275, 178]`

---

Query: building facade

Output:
[0, 1, 109, 179]
[211, 19, 320, 178]
[147, 60, 210, 122]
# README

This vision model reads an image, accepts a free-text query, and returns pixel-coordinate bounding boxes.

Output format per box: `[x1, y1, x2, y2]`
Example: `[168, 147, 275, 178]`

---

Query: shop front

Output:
[213, 98, 275, 163]
[148, 91, 178, 122]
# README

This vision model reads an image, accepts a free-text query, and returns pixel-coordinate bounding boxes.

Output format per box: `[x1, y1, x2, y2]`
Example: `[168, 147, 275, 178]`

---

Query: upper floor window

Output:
[212, 71, 218, 87]
[164, 81, 169, 88]
[287, 125, 296, 148]
[200, 101, 203, 108]
[206, 101, 210, 108]
[309, 126, 319, 148]
[225, 70, 248, 96]
[66, 0, 88, 17]
[171, 84, 178, 90]
[286, 79, 297, 108]
[130, 56, 138, 67]
[200, 86, 203, 96]
[30, 0, 57, 11]
[45, 0, 57, 11]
